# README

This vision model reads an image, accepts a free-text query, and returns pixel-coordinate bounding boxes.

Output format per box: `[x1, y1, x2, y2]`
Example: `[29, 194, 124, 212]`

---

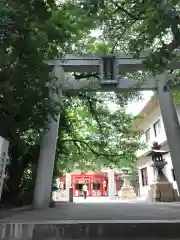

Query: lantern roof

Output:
[147, 149, 169, 156]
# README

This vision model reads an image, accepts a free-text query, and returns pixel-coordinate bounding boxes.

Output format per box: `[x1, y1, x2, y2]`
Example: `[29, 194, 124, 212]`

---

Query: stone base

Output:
[119, 186, 137, 200]
[148, 181, 177, 202]
[2, 222, 180, 239]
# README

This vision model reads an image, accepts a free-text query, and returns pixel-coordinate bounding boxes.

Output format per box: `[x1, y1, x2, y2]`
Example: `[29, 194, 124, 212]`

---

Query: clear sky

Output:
[126, 91, 154, 115]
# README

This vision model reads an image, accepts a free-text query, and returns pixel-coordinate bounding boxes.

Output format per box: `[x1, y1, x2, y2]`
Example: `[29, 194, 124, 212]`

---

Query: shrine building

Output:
[58, 169, 123, 197]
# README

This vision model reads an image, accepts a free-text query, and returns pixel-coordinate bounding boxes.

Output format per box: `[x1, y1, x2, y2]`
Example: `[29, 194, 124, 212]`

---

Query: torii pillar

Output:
[156, 72, 180, 194]
[33, 66, 64, 209]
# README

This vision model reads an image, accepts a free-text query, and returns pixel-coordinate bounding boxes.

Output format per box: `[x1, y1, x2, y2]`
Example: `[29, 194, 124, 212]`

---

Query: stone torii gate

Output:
[33, 54, 180, 208]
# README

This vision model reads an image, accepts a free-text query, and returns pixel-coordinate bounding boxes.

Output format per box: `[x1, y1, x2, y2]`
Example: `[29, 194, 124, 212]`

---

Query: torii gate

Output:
[33, 54, 180, 208]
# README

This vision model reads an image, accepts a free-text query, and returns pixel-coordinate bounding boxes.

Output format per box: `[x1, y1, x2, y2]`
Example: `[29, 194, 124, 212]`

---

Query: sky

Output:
[126, 91, 154, 115]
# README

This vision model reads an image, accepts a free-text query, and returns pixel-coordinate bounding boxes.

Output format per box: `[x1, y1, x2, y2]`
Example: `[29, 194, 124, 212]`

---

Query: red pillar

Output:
[100, 180, 103, 196]
[89, 176, 92, 196]
[102, 180, 105, 196]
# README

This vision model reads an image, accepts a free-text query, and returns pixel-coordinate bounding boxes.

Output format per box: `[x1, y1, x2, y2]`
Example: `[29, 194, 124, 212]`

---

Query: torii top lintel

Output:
[48, 54, 180, 73]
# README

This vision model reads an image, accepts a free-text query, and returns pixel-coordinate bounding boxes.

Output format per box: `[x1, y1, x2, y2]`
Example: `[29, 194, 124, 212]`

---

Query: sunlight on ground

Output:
[73, 196, 146, 203]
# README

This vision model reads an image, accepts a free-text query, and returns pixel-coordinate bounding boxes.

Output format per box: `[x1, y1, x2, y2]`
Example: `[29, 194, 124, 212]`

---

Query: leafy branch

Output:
[60, 138, 123, 157]
[110, 0, 148, 20]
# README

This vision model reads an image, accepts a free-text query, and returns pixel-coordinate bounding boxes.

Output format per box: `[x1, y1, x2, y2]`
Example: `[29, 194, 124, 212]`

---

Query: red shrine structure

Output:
[59, 170, 122, 197]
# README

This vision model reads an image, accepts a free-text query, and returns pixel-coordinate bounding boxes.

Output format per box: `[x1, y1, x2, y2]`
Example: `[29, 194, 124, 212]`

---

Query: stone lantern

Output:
[150, 149, 169, 182]
[118, 168, 136, 200]
[147, 142, 178, 202]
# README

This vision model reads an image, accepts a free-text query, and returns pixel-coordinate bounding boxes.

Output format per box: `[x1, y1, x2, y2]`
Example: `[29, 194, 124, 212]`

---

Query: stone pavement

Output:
[54, 191, 146, 203]
[73, 196, 145, 203]
[1, 200, 180, 222]
[2, 200, 180, 239]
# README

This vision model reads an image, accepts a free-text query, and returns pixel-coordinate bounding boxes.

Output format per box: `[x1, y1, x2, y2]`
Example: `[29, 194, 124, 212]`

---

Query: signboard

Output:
[0, 137, 9, 201]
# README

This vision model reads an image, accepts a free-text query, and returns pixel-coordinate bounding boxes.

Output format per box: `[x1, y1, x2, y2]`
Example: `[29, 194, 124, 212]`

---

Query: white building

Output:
[133, 95, 180, 199]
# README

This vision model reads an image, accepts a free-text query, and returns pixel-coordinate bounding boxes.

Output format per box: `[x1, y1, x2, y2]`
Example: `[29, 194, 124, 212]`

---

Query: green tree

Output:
[0, 0, 94, 203]
[54, 93, 143, 177]
[4, 92, 142, 206]
[0, 1, 143, 205]
[80, 0, 180, 72]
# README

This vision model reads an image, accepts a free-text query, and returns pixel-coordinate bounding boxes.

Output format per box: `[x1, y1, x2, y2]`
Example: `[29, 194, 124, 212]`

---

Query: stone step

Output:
[1, 221, 180, 240]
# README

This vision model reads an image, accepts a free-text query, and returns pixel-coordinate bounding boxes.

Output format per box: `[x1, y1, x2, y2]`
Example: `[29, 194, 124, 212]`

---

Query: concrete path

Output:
[2, 198, 180, 239]
[54, 191, 147, 203]
[1, 200, 180, 222]
[73, 196, 146, 203]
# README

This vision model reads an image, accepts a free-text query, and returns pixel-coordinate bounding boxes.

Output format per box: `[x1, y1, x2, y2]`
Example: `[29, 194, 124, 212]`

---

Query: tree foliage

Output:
[80, 0, 180, 72]
[0, 0, 94, 203]
[0, 0, 143, 205]
[54, 93, 143, 175]
[0, 0, 94, 140]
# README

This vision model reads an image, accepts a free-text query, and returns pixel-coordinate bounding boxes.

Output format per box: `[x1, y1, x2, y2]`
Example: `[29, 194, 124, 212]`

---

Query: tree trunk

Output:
[1, 163, 26, 204]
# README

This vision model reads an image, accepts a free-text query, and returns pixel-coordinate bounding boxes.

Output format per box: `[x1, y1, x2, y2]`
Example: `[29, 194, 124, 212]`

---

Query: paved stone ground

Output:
[1, 199, 180, 222]
[2, 198, 180, 239]
[73, 196, 145, 203]
[53, 191, 146, 202]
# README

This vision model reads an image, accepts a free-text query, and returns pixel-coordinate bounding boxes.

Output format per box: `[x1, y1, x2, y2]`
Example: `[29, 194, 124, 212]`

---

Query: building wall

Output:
[137, 104, 180, 157]
[137, 103, 180, 199]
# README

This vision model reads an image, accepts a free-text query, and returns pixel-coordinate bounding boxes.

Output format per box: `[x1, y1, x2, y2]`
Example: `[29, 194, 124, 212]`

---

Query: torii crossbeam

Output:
[48, 54, 180, 92]
[48, 54, 180, 73]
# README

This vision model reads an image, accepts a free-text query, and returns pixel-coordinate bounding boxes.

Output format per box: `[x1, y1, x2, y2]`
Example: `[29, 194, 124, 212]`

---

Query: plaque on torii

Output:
[100, 55, 118, 85]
